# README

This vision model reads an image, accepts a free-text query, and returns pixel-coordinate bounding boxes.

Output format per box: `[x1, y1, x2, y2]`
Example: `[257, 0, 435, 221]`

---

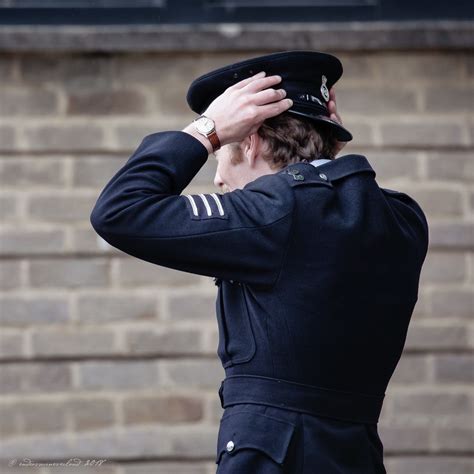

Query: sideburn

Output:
[229, 143, 245, 166]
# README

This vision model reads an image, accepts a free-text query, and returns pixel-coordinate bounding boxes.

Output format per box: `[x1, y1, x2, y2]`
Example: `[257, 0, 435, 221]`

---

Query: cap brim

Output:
[287, 110, 353, 142]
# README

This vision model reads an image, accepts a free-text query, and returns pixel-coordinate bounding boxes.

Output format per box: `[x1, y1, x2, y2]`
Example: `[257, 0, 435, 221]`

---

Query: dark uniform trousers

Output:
[216, 403, 385, 473]
[90, 131, 429, 474]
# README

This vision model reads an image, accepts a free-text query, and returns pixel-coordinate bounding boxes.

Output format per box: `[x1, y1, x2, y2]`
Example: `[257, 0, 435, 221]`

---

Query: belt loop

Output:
[218, 379, 224, 408]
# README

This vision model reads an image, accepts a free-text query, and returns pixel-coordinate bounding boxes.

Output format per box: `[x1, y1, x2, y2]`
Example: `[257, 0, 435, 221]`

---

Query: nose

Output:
[214, 171, 224, 190]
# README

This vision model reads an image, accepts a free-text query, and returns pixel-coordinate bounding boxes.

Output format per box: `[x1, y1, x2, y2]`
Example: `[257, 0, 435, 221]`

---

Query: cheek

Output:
[227, 165, 241, 185]
[216, 162, 226, 181]
[219, 160, 232, 180]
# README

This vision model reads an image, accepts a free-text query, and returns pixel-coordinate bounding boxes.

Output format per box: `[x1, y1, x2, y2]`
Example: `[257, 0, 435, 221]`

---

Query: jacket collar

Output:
[278, 154, 376, 186]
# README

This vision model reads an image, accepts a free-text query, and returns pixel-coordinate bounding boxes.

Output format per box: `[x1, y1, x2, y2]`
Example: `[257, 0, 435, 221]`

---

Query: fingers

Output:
[330, 88, 347, 154]
[328, 101, 340, 124]
[259, 98, 293, 121]
[328, 91, 336, 114]
[328, 87, 337, 114]
[328, 86, 342, 125]
[241, 74, 282, 93]
[231, 71, 266, 90]
[253, 87, 286, 106]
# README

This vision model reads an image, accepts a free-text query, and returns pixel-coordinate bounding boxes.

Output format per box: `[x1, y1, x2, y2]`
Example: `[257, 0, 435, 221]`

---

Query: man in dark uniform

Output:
[90, 51, 429, 473]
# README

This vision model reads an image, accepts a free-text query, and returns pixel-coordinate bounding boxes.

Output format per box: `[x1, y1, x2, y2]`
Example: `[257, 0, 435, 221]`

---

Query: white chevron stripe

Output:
[184, 194, 198, 216]
[210, 193, 225, 216]
[198, 194, 212, 216]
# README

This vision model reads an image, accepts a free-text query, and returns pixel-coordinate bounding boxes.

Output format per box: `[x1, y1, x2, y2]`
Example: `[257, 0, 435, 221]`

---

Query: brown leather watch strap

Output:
[207, 130, 221, 152]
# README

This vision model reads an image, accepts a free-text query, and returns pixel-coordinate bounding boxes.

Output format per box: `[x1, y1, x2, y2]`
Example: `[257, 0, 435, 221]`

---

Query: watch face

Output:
[196, 116, 215, 134]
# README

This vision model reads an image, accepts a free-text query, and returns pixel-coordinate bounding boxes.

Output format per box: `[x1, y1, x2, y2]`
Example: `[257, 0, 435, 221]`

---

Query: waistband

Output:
[218, 375, 384, 424]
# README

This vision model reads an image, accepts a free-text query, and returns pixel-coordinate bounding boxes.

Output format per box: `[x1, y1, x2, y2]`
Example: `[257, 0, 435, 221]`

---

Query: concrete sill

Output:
[0, 21, 472, 53]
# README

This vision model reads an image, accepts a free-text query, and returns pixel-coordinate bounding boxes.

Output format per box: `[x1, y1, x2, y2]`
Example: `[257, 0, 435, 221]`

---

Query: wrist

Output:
[182, 123, 214, 155]
[192, 115, 222, 153]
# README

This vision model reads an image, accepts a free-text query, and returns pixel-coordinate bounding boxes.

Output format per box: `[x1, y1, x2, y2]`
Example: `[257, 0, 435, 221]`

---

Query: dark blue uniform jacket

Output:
[90, 131, 429, 474]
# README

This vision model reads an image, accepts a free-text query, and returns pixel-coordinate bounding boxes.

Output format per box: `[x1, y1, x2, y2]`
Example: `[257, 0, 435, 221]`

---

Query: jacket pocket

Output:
[215, 410, 296, 465]
[215, 280, 256, 368]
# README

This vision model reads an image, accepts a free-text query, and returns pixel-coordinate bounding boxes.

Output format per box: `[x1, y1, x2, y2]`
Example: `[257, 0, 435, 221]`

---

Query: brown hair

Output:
[230, 112, 339, 169]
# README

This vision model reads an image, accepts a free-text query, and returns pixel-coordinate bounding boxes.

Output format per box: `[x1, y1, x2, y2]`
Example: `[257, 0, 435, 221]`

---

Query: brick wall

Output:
[0, 48, 472, 474]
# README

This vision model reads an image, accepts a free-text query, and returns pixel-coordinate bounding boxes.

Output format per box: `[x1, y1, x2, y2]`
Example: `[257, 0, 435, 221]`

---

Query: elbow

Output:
[90, 212, 103, 237]
[90, 202, 108, 236]
[89, 200, 129, 243]
[89, 206, 119, 251]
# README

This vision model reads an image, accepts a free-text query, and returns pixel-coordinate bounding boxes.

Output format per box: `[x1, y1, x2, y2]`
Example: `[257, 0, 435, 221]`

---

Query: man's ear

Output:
[243, 133, 261, 168]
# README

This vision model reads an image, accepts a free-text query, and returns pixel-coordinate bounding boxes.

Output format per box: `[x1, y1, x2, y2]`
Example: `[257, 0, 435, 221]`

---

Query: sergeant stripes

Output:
[209, 193, 225, 216]
[183, 194, 198, 216]
[198, 193, 212, 216]
[183, 193, 225, 218]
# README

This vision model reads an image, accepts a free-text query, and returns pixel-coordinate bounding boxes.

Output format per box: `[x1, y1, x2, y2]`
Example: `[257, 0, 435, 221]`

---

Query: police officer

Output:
[90, 51, 429, 473]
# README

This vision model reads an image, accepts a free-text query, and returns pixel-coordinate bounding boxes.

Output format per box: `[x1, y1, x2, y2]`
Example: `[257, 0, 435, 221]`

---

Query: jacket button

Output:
[226, 440, 235, 452]
[319, 173, 328, 181]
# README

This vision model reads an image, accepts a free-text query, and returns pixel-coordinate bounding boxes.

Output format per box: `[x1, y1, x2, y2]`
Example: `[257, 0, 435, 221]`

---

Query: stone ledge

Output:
[0, 21, 472, 53]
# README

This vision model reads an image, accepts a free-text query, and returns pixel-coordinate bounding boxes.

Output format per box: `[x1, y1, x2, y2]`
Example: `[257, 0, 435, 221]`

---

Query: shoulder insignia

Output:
[279, 166, 334, 189]
[182, 193, 227, 219]
[286, 168, 305, 181]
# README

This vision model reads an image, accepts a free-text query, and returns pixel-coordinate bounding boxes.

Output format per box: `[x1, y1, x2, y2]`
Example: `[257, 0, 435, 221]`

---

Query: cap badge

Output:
[320, 75, 330, 102]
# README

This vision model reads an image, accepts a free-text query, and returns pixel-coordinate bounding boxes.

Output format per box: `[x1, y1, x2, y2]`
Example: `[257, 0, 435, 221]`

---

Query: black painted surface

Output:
[0, 0, 472, 25]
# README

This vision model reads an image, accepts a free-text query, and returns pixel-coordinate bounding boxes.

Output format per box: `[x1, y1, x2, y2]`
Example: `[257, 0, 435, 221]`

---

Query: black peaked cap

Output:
[186, 50, 353, 142]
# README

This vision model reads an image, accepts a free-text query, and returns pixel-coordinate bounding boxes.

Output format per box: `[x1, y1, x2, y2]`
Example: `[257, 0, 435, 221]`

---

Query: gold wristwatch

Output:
[193, 115, 221, 152]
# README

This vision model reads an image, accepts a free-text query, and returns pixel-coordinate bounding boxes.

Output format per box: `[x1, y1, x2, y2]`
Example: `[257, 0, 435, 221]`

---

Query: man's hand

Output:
[328, 86, 347, 156]
[183, 73, 346, 156]
[202, 71, 293, 147]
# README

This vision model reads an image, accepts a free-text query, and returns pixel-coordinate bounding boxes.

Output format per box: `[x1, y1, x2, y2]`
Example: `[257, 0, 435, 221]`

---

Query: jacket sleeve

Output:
[89, 131, 294, 287]
[380, 187, 430, 265]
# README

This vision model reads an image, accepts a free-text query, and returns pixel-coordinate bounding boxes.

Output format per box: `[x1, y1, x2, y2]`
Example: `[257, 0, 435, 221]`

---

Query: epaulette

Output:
[277, 163, 334, 189]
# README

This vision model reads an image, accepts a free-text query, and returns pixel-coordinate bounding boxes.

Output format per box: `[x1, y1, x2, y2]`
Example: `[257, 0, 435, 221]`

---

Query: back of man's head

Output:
[231, 112, 339, 170]
[259, 113, 339, 168]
